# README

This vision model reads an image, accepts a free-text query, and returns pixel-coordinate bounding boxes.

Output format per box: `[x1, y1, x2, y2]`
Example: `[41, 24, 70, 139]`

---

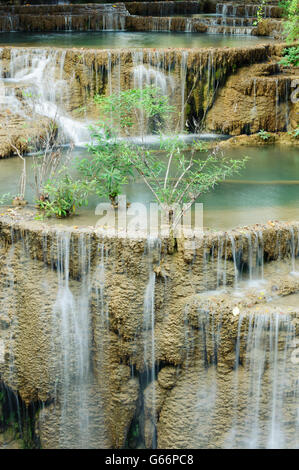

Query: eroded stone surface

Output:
[0, 213, 298, 447]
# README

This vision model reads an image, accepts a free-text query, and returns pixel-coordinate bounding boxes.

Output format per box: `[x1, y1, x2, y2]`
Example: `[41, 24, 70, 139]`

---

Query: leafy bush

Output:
[253, 0, 268, 26]
[279, 46, 299, 66]
[258, 129, 271, 141]
[37, 170, 90, 218]
[78, 124, 134, 207]
[83, 86, 248, 230]
[78, 86, 173, 206]
[288, 127, 299, 138]
[279, 0, 299, 43]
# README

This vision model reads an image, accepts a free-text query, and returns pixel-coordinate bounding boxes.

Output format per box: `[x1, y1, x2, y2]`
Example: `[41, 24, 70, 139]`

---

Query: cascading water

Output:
[51, 232, 92, 448]
[229, 312, 297, 448]
[1, 47, 199, 146]
[132, 51, 176, 137]
[1, 48, 91, 145]
[180, 51, 188, 132]
[35, 231, 108, 448]
[143, 237, 161, 448]
[1, 219, 299, 448]
[198, 225, 299, 295]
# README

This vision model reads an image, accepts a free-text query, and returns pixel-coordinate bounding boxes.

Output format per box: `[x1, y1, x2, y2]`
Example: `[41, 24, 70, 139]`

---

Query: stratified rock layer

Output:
[1, 44, 298, 157]
[0, 212, 299, 448]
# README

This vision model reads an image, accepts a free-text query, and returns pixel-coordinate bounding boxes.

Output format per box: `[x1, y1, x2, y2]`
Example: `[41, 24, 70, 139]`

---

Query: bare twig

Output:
[9, 142, 26, 200]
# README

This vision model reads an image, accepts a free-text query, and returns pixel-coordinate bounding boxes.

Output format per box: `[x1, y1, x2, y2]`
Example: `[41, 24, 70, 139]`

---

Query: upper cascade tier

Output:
[1, 43, 294, 153]
[0, 1, 285, 36]
[1, 43, 297, 157]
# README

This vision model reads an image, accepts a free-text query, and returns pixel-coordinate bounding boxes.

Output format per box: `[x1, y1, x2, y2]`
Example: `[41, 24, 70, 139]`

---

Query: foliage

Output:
[279, 0, 299, 43]
[253, 0, 268, 25]
[288, 126, 299, 138]
[31, 119, 65, 201]
[93, 86, 173, 135]
[37, 169, 90, 218]
[78, 125, 134, 206]
[258, 129, 271, 141]
[86, 87, 247, 229]
[279, 45, 299, 66]
[194, 140, 209, 152]
[133, 139, 247, 227]
[78, 86, 173, 206]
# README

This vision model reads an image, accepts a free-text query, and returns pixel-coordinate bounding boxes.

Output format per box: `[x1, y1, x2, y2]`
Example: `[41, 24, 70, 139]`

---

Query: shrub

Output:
[279, 0, 299, 43]
[82, 86, 248, 231]
[258, 129, 271, 141]
[279, 46, 299, 67]
[37, 170, 90, 218]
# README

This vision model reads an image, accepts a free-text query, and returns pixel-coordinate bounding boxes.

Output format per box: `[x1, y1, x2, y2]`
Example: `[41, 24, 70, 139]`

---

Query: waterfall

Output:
[185, 18, 192, 33]
[185, 226, 299, 293]
[1, 48, 91, 145]
[1, 220, 299, 448]
[231, 312, 297, 448]
[36, 231, 107, 448]
[180, 51, 188, 132]
[285, 80, 290, 131]
[229, 235, 239, 287]
[0, 233, 19, 392]
[275, 78, 279, 132]
[144, 270, 156, 406]
[143, 238, 161, 448]
[1, 47, 197, 145]
[245, 231, 265, 285]
[52, 232, 92, 448]
[132, 51, 176, 136]
[251, 77, 257, 118]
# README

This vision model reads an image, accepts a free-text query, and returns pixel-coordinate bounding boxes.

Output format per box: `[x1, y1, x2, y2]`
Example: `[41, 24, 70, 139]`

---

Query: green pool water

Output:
[1, 145, 299, 230]
[0, 31, 272, 49]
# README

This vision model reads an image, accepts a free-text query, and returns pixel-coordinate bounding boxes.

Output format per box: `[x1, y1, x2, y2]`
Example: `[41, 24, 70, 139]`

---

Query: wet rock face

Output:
[206, 61, 299, 135]
[0, 216, 299, 448]
[158, 291, 299, 449]
[125, 1, 208, 16]
[0, 1, 284, 34]
[0, 3, 130, 32]
[0, 111, 53, 159]
[1, 44, 296, 158]
[253, 18, 284, 38]
[217, 131, 299, 148]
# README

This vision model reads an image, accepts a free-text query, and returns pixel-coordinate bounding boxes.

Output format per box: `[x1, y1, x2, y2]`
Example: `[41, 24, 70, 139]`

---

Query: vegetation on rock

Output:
[279, 0, 299, 66]
[36, 169, 90, 219]
[280, 45, 299, 67]
[258, 129, 272, 141]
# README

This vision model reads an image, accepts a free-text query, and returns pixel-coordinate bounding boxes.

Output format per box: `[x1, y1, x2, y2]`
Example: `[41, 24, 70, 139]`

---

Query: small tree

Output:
[253, 0, 269, 26]
[77, 124, 133, 207]
[80, 86, 247, 232]
[78, 87, 172, 206]
[37, 168, 90, 218]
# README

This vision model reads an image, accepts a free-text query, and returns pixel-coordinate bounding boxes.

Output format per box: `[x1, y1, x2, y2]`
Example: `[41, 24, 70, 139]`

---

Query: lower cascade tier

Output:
[0, 217, 298, 448]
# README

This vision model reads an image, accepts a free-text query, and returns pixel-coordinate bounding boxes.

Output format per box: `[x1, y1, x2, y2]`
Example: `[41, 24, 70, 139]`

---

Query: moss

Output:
[0, 383, 40, 449]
